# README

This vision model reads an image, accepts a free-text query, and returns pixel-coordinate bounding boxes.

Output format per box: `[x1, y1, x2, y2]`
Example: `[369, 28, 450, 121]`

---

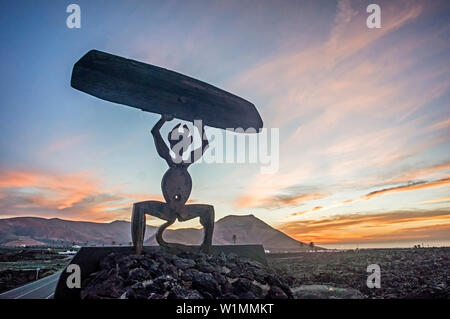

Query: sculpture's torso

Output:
[161, 166, 192, 218]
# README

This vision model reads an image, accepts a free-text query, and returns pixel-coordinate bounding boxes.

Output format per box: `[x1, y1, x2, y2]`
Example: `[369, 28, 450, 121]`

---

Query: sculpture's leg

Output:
[185, 204, 215, 253]
[199, 206, 215, 253]
[131, 203, 146, 254]
[131, 201, 165, 254]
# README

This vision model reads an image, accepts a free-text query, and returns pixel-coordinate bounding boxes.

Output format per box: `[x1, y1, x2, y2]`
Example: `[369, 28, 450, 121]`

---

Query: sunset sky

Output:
[0, 0, 449, 248]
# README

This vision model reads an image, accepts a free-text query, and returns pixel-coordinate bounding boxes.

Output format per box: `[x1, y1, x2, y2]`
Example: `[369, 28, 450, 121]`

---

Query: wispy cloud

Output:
[280, 209, 450, 244]
[237, 192, 326, 209]
[362, 177, 450, 200]
[291, 205, 324, 217]
[0, 169, 161, 222]
[288, 175, 450, 217]
[422, 196, 450, 204]
[232, 0, 450, 214]
[39, 134, 89, 155]
[382, 160, 450, 185]
[425, 118, 450, 133]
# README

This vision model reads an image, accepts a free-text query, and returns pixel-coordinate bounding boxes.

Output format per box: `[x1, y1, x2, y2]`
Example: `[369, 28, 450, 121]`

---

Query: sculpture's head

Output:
[168, 123, 193, 158]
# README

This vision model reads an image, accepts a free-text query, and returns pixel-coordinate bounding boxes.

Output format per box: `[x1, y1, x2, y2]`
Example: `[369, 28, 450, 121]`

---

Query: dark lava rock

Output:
[80, 249, 293, 299]
[128, 267, 148, 282]
[192, 272, 221, 297]
[266, 286, 289, 299]
[196, 261, 217, 273]
[152, 275, 178, 293]
[232, 278, 262, 298]
[216, 252, 228, 266]
[173, 257, 196, 270]
[81, 268, 125, 299]
[264, 273, 292, 297]
[180, 268, 200, 281]
[168, 286, 203, 299]
[212, 272, 227, 286]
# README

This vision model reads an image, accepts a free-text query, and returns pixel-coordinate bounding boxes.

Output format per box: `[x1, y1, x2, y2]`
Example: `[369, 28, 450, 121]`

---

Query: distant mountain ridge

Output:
[0, 215, 314, 252]
[145, 215, 313, 252]
[0, 217, 153, 246]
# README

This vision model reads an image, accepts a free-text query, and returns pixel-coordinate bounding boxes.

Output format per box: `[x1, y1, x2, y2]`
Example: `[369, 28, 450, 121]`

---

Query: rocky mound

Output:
[81, 249, 293, 299]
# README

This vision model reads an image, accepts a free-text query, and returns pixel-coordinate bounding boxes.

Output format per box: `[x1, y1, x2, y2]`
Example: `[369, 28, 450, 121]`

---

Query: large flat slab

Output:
[54, 245, 267, 299]
[71, 50, 263, 131]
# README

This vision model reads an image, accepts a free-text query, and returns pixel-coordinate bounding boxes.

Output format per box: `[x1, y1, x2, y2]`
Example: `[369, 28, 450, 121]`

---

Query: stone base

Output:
[54, 245, 266, 299]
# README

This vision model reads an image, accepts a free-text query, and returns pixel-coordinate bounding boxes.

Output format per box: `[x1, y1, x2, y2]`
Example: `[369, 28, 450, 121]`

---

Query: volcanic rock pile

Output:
[81, 249, 293, 299]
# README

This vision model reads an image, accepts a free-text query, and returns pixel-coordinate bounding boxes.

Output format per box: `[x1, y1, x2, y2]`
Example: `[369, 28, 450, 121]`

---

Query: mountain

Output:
[0, 215, 313, 252]
[0, 217, 157, 246]
[145, 214, 311, 252]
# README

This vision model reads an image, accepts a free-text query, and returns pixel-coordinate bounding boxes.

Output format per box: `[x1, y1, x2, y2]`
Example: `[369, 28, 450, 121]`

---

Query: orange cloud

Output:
[291, 206, 324, 217]
[385, 161, 450, 184]
[423, 196, 450, 204]
[286, 174, 450, 219]
[279, 209, 450, 245]
[0, 170, 101, 210]
[0, 169, 161, 222]
[40, 134, 88, 155]
[425, 118, 450, 132]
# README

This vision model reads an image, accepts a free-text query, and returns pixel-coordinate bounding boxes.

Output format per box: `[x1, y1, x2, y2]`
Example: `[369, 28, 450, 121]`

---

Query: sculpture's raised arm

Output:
[151, 114, 174, 166]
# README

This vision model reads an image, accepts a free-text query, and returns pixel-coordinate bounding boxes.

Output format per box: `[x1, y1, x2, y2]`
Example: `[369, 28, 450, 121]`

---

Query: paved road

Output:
[0, 271, 62, 299]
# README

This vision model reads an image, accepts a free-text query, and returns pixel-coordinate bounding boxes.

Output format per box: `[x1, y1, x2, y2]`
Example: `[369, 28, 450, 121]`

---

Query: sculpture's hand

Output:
[151, 114, 174, 166]
[151, 113, 173, 136]
[161, 113, 174, 122]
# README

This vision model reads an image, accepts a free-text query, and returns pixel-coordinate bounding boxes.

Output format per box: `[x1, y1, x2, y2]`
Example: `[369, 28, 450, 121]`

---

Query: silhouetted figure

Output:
[232, 234, 237, 244]
[132, 114, 214, 254]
